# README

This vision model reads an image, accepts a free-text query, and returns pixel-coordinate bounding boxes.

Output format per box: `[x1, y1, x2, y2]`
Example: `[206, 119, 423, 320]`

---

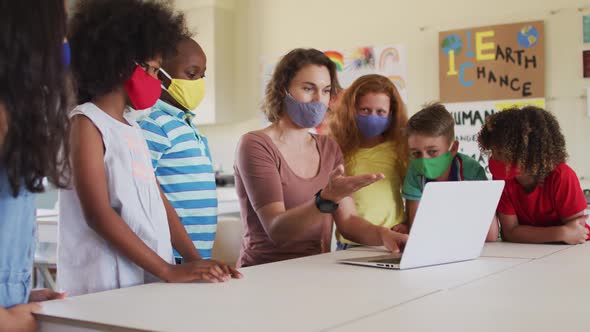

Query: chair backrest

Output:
[211, 216, 243, 267]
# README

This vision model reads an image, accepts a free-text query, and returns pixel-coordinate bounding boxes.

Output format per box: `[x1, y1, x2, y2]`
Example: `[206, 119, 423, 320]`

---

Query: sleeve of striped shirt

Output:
[139, 116, 171, 170]
[202, 136, 214, 164]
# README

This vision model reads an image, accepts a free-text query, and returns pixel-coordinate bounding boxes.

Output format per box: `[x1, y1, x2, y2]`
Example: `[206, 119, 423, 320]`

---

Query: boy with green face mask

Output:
[401, 103, 498, 242]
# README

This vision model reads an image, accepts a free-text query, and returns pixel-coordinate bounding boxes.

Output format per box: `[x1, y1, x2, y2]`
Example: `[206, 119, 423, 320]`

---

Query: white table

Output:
[36, 245, 529, 332]
[479, 241, 571, 259]
[333, 242, 590, 332]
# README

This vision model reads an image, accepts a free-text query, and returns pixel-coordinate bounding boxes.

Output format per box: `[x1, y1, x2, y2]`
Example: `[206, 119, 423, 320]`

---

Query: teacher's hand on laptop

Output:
[379, 227, 408, 253]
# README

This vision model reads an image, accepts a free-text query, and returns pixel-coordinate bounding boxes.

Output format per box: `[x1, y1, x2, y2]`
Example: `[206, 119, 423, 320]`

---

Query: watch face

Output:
[315, 190, 338, 213]
[319, 200, 337, 213]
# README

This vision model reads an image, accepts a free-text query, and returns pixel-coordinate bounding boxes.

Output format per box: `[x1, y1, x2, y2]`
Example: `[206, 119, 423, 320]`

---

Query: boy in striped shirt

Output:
[139, 38, 217, 261]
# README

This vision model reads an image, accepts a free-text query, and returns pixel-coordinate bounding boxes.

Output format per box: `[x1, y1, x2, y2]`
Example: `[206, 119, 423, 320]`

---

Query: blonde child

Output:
[330, 74, 410, 249]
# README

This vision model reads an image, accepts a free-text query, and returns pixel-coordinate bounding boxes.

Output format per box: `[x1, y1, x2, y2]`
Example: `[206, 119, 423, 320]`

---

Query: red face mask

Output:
[124, 65, 161, 110]
[488, 158, 520, 180]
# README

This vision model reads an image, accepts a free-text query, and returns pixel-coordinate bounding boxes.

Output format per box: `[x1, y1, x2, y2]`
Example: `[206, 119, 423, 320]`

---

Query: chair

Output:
[35, 211, 59, 290]
[34, 242, 57, 290]
[211, 215, 243, 267]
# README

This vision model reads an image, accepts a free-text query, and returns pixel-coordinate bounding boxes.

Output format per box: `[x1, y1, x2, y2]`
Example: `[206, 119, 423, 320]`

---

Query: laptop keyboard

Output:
[371, 257, 402, 264]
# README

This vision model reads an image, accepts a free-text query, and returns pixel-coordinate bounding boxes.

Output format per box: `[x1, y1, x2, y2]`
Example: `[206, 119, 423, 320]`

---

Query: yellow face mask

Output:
[160, 68, 205, 111]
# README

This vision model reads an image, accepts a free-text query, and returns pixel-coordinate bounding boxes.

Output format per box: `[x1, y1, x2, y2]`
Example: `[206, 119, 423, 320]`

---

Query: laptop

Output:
[339, 180, 504, 270]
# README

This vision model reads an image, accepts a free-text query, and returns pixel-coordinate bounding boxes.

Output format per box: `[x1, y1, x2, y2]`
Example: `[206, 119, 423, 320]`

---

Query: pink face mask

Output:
[488, 158, 520, 180]
[124, 65, 161, 110]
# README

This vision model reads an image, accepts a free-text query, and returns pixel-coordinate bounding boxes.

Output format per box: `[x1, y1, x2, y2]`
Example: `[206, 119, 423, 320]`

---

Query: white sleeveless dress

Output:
[58, 102, 173, 296]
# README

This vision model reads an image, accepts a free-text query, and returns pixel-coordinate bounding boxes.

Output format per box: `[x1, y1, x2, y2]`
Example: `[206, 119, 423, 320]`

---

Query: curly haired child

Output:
[1, 1, 71, 329]
[478, 106, 589, 244]
[59, 0, 240, 296]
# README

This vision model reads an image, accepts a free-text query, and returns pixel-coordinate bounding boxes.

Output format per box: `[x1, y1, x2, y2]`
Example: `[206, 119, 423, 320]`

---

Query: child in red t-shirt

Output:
[477, 106, 589, 244]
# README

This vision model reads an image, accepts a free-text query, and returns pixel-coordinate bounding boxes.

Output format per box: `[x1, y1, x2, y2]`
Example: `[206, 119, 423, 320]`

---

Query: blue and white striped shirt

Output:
[139, 100, 217, 259]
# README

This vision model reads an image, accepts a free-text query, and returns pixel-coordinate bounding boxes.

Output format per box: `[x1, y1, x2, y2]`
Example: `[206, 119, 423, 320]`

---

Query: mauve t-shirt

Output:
[234, 131, 343, 267]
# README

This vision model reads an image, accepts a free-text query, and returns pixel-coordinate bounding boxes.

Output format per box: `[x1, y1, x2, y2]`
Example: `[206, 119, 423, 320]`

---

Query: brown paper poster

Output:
[439, 21, 544, 102]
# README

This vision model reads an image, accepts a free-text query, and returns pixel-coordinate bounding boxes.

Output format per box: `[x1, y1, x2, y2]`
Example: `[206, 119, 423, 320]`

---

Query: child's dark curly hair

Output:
[477, 106, 567, 182]
[69, 0, 189, 103]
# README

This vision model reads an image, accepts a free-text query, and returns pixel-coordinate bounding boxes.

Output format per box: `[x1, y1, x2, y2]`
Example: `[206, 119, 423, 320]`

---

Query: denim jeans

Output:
[336, 242, 362, 251]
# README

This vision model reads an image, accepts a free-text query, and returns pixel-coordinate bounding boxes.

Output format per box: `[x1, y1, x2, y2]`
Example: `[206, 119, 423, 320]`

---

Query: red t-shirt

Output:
[497, 163, 589, 239]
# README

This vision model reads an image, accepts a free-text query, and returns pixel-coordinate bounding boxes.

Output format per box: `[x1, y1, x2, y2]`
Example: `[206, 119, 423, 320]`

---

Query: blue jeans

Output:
[336, 242, 362, 251]
[0, 170, 35, 308]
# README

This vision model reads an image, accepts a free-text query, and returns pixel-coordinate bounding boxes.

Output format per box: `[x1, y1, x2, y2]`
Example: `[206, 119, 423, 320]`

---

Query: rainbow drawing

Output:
[346, 47, 375, 70]
[324, 51, 344, 71]
[379, 47, 400, 71]
[388, 76, 406, 90]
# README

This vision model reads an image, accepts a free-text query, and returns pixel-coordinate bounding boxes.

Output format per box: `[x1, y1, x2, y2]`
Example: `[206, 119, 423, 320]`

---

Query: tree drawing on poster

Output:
[260, 45, 408, 131]
[439, 21, 545, 176]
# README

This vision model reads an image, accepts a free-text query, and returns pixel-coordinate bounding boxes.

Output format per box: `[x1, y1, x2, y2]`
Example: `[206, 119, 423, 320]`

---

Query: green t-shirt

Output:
[402, 153, 488, 201]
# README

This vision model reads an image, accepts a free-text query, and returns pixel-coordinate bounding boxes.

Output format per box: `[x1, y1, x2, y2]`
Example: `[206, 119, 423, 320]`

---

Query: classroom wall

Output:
[197, 0, 590, 185]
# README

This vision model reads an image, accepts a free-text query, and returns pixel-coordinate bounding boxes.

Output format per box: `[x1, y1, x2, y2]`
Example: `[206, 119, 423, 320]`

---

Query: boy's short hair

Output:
[406, 102, 455, 142]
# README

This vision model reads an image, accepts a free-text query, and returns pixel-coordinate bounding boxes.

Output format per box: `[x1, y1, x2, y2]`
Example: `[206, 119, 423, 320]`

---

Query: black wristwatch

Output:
[315, 189, 339, 213]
